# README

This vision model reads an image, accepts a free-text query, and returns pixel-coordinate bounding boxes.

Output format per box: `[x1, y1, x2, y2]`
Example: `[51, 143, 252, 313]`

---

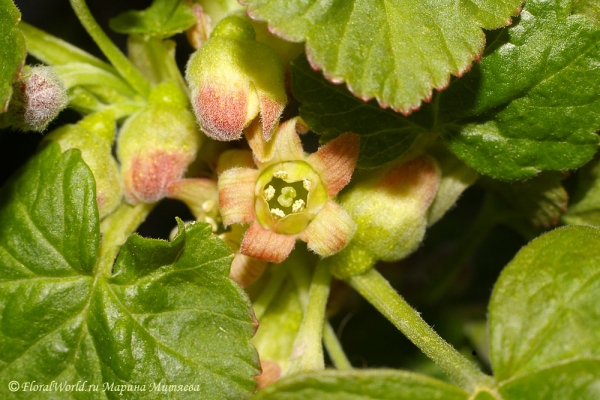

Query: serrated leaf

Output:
[488, 226, 600, 393]
[110, 0, 196, 39]
[0, 0, 26, 112]
[0, 143, 259, 399]
[441, 0, 600, 179]
[245, 0, 521, 114]
[562, 157, 600, 227]
[252, 370, 468, 400]
[291, 56, 432, 168]
[480, 172, 568, 229]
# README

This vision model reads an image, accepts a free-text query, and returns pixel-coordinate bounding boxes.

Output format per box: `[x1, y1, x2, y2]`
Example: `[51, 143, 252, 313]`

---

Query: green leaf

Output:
[562, 157, 600, 227]
[573, 0, 600, 23]
[245, 0, 521, 114]
[110, 0, 196, 39]
[441, 0, 600, 179]
[252, 370, 468, 400]
[0, 0, 26, 112]
[291, 56, 433, 168]
[479, 172, 568, 229]
[488, 226, 600, 397]
[0, 143, 259, 399]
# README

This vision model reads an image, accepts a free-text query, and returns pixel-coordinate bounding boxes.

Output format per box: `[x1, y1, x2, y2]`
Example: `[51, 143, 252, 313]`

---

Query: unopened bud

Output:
[2, 65, 68, 132]
[185, 15, 286, 141]
[328, 156, 441, 278]
[44, 111, 122, 218]
[117, 82, 202, 204]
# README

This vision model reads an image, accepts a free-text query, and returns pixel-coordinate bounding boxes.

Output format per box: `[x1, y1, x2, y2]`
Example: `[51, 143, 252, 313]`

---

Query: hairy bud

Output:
[2, 65, 68, 132]
[117, 82, 202, 204]
[185, 15, 286, 141]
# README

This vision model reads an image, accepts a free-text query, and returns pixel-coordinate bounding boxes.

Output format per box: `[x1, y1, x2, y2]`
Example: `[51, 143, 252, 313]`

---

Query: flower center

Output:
[255, 161, 328, 235]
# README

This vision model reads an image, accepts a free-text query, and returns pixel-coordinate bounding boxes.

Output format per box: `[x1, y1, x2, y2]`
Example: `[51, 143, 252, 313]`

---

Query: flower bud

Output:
[117, 82, 202, 204]
[44, 111, 122, 218]
[328, 156, 441, 279]
[2, 65, 68, 132]
[185, 15, 287, 141]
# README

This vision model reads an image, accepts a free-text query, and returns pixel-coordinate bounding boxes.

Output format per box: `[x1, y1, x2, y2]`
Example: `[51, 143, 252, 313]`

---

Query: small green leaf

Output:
[441, 0, 600, 179]
[489, 226, 600, 386]
[246, 0, 521, 114]
[0, 143, 259, 399]
[0, 0, 26, 112]
[291, 56, 431, 168]
[110, 0, 196, 39]
[562, 157, 600, 227]
[252, 370, 468, 400]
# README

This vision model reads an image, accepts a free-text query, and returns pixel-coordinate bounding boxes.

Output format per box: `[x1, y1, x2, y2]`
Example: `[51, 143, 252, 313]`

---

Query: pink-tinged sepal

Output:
[241, 223, 296, 263]
[251, 117, 306, 166]
[258, 91, 285, 141]
[308, 133, 360, 196]
[193, 78, 257, 141]
[218, 167, 259, 226]
[124, 150, 192, 204]
[300, 200, 356, 257]
[229, 253, 268, 287]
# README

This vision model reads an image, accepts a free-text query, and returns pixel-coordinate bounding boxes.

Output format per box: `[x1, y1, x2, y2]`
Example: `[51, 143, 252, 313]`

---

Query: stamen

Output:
[274, 170, 288, 179]
[271, 208, 285, 218]
[278, 186, 296, 207]
[264, 185, 275, 201]
[303, 178, 312, 191]
[292, 199, 305, 213]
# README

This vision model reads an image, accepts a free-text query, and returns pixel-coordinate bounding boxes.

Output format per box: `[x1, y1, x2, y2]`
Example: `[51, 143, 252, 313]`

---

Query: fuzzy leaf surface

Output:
[0, 0, 26, 112]
[441, 0, 600, 179]
[245, 0, 521, 114]
[291, 56, 432, 168]
[252, 370, 468, 400]
[489, 226, 600, 398]
[110, 0, 196, 38]
[0, 143, 259, 399]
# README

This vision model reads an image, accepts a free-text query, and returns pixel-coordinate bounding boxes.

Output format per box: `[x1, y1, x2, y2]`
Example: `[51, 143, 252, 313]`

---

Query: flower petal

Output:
[218, 167, 259, 226]
[300, 200, 356, 257]
[307, 132, 359, 196]
[241, 223, 296, 263]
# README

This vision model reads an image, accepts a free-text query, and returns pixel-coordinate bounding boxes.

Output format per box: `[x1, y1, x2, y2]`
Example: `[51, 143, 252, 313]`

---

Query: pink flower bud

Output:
[117, 82, 202, 204]
[3, 66, 68, 132]
[185, 15, 287, 141]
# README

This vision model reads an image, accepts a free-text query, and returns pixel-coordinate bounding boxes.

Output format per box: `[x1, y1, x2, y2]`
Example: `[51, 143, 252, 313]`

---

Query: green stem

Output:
[252, 264, 289, 320]
[288, 261, 332, 373]
[94, 202, 154, 277]
[69, 0, 152, 97]
[346, 269, 492, 392]
[323, 321, 352, 370]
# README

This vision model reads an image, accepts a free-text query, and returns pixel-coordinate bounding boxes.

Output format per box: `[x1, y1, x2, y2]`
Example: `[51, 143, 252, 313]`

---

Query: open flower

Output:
[218, 118, 359, 263]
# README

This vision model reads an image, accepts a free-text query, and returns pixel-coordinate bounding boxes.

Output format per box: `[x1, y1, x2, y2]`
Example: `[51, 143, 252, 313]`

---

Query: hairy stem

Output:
[94, 202, 154, 277]
[347, 269, 492, 392]
[69, 0, 152, 97]
[288, 261, 332, 373]
[323, 321, 352, 370]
